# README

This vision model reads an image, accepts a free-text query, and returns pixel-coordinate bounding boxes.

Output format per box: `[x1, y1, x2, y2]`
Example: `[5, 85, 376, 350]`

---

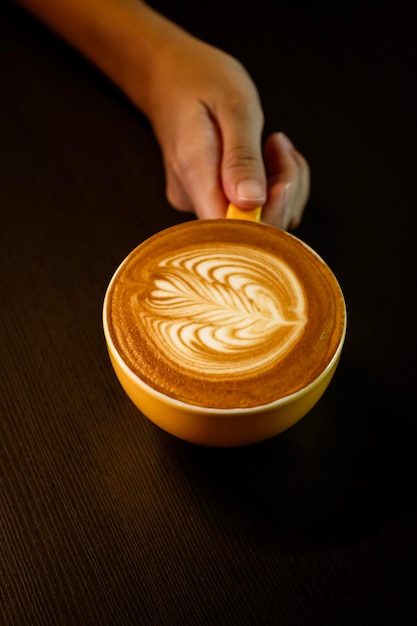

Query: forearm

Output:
[14, 0, 191, 117]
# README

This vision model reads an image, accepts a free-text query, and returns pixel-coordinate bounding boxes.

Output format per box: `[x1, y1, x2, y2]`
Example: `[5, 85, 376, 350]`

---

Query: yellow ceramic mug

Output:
[103, 205, 347, 447]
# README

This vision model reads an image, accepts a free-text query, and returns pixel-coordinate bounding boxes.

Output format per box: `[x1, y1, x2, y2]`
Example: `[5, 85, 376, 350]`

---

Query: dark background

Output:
[1, 1, 416, 624]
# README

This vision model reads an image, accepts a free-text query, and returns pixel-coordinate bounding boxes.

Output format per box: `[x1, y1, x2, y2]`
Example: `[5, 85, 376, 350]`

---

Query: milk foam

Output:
[132, 247, 307, 376]
[107, 220, 347, 408]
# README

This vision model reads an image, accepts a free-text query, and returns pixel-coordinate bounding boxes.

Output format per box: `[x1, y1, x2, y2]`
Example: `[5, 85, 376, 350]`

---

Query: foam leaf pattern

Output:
[135, 248, 307, 376]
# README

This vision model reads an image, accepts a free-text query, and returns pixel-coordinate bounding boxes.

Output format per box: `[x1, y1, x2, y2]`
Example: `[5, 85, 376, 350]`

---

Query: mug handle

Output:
[226, 203, 262, 222]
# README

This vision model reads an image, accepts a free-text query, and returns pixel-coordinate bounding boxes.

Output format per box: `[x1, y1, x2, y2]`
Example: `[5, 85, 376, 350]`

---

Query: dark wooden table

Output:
[1, 1, 416, 624]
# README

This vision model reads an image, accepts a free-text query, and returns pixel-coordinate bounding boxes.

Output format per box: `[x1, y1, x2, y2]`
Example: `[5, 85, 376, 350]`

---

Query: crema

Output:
[105, 220, 346, 409]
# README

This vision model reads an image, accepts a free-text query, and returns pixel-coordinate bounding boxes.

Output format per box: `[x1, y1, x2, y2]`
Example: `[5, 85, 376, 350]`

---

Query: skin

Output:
[15, 0, 310, 228]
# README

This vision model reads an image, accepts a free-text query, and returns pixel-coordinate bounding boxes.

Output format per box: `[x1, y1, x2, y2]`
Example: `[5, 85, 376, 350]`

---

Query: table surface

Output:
[1, 1, 416, 625]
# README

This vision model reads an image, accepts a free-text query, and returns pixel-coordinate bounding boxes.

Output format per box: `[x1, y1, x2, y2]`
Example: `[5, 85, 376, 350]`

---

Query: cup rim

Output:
[103, 219, 347, 416]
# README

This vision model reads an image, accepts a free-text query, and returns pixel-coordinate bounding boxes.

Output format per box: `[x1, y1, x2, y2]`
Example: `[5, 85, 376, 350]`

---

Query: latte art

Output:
[137, 248, 306, 376]
[106, 220, 346, 409]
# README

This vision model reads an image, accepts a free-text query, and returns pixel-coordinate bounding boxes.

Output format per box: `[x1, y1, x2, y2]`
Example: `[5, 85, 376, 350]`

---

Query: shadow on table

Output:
[168, 359, 416, 547]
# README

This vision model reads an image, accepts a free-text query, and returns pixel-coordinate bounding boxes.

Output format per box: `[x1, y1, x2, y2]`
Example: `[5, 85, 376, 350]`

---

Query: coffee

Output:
[105, 220, 346, 409]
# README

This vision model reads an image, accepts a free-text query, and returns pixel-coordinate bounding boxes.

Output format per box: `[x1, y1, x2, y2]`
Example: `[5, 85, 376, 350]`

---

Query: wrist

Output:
[113, 3, 194, 119]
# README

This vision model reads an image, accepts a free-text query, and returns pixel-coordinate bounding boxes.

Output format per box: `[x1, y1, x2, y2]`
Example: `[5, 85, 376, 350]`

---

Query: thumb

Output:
[220, 121, 267, 211]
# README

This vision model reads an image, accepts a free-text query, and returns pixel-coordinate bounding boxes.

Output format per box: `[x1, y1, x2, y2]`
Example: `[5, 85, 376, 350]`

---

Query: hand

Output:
[144, 34, 310, 228]
[15, 0, 310, 228]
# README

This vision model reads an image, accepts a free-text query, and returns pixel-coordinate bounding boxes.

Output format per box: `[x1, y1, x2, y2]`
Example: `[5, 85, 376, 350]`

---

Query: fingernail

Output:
[278, 132, 294, 151]
[237, 179, 266, 202]
[279, 183, 292, 208]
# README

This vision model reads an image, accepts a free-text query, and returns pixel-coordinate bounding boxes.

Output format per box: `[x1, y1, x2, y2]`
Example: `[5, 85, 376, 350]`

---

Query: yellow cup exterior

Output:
[103, 212, 347, 447]
[103, 302, 345, 447]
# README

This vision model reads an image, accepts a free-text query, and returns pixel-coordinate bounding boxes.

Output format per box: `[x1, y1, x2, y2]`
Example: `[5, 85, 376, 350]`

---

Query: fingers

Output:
[163, 58, 268, 219]
[218, 87, 267, 210]
[163, 104, 228, 219]
[262, 132, 310, 229]
[164, 126, 310, 228]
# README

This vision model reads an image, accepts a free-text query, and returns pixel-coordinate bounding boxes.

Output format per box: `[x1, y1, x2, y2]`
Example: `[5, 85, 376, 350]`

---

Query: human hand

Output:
[14, 1, 309, 228]
[143, 33, 310, 229]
